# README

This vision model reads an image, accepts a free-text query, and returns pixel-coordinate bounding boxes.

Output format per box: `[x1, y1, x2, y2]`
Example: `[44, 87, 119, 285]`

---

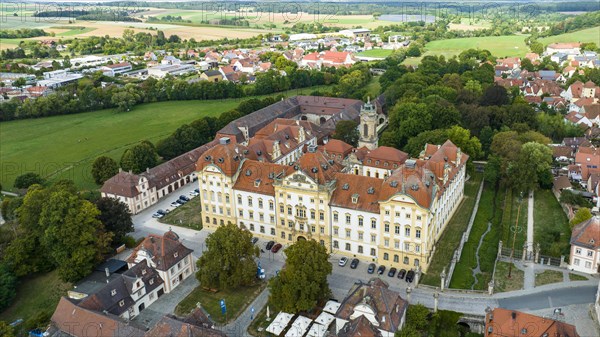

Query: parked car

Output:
[367, 263, 376, 274]
[194, 188, 200, 193]
[176, 199, 186, 205]
[338, 257, 348, 267]
[398, 269, 407, 279]
[156, 209, 167, 215]
[265, 241, 275, 250]
[151, 212, 164, 219]
[271, 243, 283, 253]
[406, 270, 415, 283]
[377, 265, 386, 275]
[251, 237, 259, 245]
[189, 190, 199, 197]
[350, 258, 359, 269]
[388, 267, 397, 277]
[170, 202, 180, 208]
[179, 195, 190, 202]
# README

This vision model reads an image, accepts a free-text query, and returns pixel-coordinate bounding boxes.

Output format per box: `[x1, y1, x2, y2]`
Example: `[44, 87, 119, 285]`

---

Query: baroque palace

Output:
[196, 96, 467, 273]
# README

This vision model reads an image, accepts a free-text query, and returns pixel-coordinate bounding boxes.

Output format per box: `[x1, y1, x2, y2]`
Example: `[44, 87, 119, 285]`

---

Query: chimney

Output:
[105, 267, 110, 278]
[146, 167, 150, 173]
[119, 167, 122, 173]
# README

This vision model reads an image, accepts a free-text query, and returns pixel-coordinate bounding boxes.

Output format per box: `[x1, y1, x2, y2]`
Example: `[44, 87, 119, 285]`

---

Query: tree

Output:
[91, 156, 118, 185]
[332, 120, 359, 147]
[195, 223, 259, 290]
[0, 263, 17, 312]
[120, 141, 158, 174]
[529, 41, 544, 55]
[0, 321, 16, 337]
[95, 197, 133, 245]
[269, 239, 332, 313]
[406, 304, 430, 331]
[41, 190, 112, 282]
[570, 208, 592, 228]
[511, 142, 552, 191]
[14, 172, 45, 189]
[395, 325, 421, 337]
[480, 85, 509, 106]
[406, 44, 422, 57]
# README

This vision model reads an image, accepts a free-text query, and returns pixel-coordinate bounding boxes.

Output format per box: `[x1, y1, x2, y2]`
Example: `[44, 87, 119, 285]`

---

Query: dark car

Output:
[398, 269, 407, 279]
[406, 270, 416, 283]
[271, 243, 283, 253]
[377, 265, 386, 275]
[388, 267, 397, 277]
[176, 199, 186, 205]
[157, 209, 167, 215]
[350, 258, 359, 269]
[367, 263, 376, 274]
[265, 241, 275, 250]
[179, 195, 190, 202]
[194, 188, 200, 193]
[251, 237, 259, 245]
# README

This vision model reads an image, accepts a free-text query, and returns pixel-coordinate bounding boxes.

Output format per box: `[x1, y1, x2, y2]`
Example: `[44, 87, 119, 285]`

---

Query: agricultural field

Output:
[0, 85, 332, 191]
[538, 26, 600, 46]
[448, 18, 492, 31]
[423, 35, 530, 59]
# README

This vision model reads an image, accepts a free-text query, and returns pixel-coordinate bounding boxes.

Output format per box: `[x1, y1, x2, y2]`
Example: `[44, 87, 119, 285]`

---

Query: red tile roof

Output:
[127, 230, 193, 271]
[571, 216, 600, 249]
[233, 160, 293, 196]
[485, 308, 579, 337]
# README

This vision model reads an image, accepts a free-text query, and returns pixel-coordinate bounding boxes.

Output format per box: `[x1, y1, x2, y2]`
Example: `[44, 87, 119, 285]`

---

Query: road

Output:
[130, 181, 599, 335]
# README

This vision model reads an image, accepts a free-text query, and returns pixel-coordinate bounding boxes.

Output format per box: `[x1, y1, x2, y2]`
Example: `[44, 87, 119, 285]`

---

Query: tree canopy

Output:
[195, 223, 259, 290]
[13, 172, 45, 189]
[95, 197, 134, 245]
[269, 239, 332, 313]
[91, 156, 118, 185]
[332, 120, 359, 147]
[120, 141, 158, 174]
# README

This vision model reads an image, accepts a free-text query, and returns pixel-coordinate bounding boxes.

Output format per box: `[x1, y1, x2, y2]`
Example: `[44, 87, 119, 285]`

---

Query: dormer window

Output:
[254, 179, 261, 187]
[174, 252, 179, 258]
[111, 289, 117, 296]
[142, 269, 147, 275]
[149, 278, 154, 285]
[352, 194, 359, 204]
[119, 300, 125, 307]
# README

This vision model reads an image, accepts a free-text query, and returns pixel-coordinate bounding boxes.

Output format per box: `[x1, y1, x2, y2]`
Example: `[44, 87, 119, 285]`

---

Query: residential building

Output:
[200, 70, 223, 82]
[574, 146, 600, 181]
[77, 260, 164, 320]
[127, 230, 195, 293]
[484, 308, 579, 337]
[146, 309, 226, 337]
[546, 42, 581, 56]
[570, 216, 600, 274]
[334, 278, 407, 337]
[147, 63, 195, 78]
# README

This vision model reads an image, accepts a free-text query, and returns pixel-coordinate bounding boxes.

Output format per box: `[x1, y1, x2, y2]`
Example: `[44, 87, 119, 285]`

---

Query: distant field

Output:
[448, 18, 492, 31]
[55, 27, 97, 36]
[402, 34, 531, 64]
[538, 26, 600, 46]
[0, 85, 332, 191]
[356, 49, 394, 58]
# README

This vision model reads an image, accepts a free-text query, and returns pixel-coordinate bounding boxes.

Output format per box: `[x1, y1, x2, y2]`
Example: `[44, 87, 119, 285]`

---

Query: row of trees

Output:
[0, 28, 47, 39]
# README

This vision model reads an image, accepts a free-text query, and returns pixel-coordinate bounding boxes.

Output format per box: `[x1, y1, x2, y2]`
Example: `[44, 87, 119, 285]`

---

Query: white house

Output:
[570, 216, 600, 274]
[127, 230, 195, 293]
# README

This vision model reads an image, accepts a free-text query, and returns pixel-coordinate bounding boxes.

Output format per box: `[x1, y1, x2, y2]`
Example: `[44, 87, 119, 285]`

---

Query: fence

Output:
[497, 241, 564, 266]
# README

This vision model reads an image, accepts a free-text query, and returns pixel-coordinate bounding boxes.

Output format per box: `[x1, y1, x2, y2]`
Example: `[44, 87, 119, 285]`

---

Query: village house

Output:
[546, 42, 581, 56]
[200, 70, 223, 82]
[570, 216, 600, 274]
[127, 230, 195, 293]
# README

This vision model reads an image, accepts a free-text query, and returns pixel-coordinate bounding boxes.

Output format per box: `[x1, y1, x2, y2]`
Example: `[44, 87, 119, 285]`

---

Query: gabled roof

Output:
[338, 315, 383, 337]
[330, 173, 385, 213]
[196, 143, 256, 177]
[486, 308, 579, 337]
[145, 314, 226, 337]
[363, 146, 408, 169]
[233, 160, 293, 196]
[571, 216, 600, 249]
[100, 171, 141, 197]
[127, 230, 194, 271]
[296, 151, 344, 185]
[51, 297, 145, 337]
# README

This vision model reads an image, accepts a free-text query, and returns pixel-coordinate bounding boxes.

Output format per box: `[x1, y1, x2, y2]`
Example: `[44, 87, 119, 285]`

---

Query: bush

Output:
[0, 264, 17, 311]
[123, 235, 137, 248]
[13, 173, 45, 189]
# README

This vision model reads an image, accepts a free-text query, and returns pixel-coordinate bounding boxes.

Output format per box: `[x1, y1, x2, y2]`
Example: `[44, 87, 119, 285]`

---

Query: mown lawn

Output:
[175, 282, 266, 324]
[421, 173, 482, 286]
[356, 49, 394, 58]
[499, 189, 528, 254]
[0, 271, 71, 324]
[493, 262, 524, 292]
[569, 273, 589, 281]
[159, 196, 203, 230]
[422, 34, 530, 59]
[538, 26, 600, 46]
[535, 270, 564, 287]
[450, 184, 505, 290]
[0, 85, 331, 191]
[533, 189, 571, 257]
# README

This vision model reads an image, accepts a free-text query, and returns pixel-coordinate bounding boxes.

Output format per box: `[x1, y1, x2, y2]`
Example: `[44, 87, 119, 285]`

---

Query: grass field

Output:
[55, 27, 97, 36]
[0, 85, 331, 191]
[421, 174, 482, 286]
[0, 271, 71, 324]
[494, 262, 524, 292]
[500, 189, 528, 253]
[450, 184, 505, 290]
[533, 189, 571, 257]
[535, 270, 564, 287]
[175, 282, 266, 324]
[405, 35, 531, 64]
[448, 18, 492, 31]
[569, 273, 589, 281]
[356, 49, 394, 58]
[538, 26, 600, 46]
[159, 196, 203, 230]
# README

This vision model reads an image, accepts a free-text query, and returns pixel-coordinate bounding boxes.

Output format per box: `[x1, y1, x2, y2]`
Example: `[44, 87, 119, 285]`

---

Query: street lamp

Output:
[508, 191, 524, 279]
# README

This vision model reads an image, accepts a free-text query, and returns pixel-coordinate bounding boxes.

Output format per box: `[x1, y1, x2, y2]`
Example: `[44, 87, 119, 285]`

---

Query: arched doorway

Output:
[297, 236, 307, 241]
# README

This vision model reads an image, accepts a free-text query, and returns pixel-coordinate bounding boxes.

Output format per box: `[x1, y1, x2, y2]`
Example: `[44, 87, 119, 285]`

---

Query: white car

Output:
[152, 212, 164, 219]
[189, 191, 199, 197]
[338, 257, 348, 267]
[170, 202, 180, 208]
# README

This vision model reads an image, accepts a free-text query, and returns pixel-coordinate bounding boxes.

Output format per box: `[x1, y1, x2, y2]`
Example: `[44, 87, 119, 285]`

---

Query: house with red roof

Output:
[570, 216, 600, 274]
